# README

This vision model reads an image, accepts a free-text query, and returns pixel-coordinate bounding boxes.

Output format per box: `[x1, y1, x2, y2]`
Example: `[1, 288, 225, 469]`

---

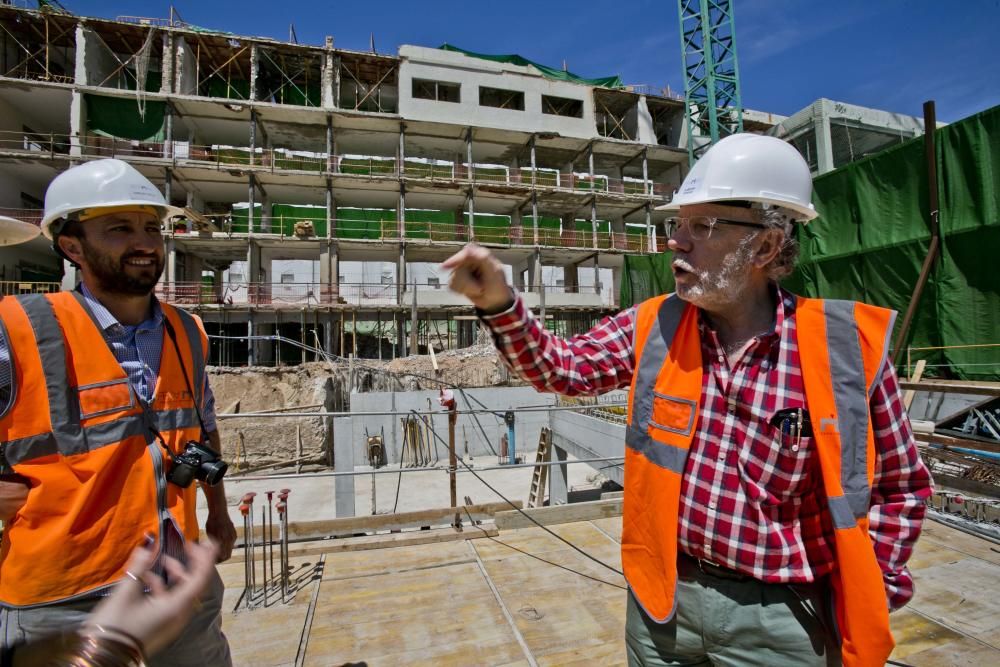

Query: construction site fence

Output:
[155, 281, 606, 307]
[0, 131, 674, 197]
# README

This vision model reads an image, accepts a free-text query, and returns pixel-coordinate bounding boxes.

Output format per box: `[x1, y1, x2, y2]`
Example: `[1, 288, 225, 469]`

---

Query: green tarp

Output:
[465, 213, 511, 244]
[785, 104, 1000, 380]
[439, 44, 623, 89]
[85, 94, 165, 142]
[620, 104, 1000, 380]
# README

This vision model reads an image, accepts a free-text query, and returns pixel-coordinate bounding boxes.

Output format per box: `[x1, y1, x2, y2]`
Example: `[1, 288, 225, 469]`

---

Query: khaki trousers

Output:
[625, 556, 840, 667]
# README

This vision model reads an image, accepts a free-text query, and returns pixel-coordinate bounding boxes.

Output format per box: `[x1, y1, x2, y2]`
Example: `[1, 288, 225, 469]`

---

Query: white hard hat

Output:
[41, 159, 183, 240]
[657, 134, 817, 222]
[0, 216, 41, 246]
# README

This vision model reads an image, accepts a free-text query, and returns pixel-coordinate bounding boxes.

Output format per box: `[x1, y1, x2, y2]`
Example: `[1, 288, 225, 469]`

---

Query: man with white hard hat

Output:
[444, 134, 931, 666]
[0, 159, 235, 666]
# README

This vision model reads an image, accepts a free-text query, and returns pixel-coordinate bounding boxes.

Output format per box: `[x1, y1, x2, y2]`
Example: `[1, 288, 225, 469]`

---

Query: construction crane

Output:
[677, 0, 743, 164]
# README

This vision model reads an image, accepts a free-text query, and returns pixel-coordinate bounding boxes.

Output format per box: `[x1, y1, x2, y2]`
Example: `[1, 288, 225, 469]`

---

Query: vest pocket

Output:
[78, 379, 135, 420]
[648, 392, 697, 437]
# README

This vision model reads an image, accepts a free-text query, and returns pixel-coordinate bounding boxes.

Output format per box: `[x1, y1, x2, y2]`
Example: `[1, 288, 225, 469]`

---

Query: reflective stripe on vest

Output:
[624, 294, 897, 667]
[0, 293, 207, 607]
[798, 297, 897, 667]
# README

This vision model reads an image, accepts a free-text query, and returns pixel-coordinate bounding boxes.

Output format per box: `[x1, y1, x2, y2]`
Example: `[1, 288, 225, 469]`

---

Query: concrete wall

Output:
[549, 408, 625, 487]
[80, 27, 120, 87]
[0, 94, 24, 136]
[174, 36, 198, 96]
[398, 46, 598, 141]
[346, 386, 557, 465]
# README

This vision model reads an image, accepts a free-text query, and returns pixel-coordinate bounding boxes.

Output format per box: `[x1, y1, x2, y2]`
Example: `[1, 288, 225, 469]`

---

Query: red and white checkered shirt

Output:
[482, 287, 932, 610]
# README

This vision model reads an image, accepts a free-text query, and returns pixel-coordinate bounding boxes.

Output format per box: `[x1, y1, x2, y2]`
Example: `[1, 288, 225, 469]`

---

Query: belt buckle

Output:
[696, 558, 742, 581]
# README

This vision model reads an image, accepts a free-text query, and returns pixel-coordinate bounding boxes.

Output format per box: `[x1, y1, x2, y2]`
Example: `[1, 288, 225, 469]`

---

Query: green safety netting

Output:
[574, 219, 612, 248]
[620, 104, 1000, 379]
[85, 94, 165, 142]
[465, 213, 512, 244]
[439, 44, 623, 89]
[335, 207, 395, 240]
[229, 204, 262, 233]
[404, 209, 456, 240]
[204, 75, 250, 100]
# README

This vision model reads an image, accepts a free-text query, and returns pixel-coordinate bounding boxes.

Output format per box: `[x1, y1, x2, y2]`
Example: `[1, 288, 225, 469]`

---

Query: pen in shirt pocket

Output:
[769, 408, 812, 452]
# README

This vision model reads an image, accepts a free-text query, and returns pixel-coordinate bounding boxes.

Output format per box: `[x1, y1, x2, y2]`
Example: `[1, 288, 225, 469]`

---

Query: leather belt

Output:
[680, 552, 753, 582]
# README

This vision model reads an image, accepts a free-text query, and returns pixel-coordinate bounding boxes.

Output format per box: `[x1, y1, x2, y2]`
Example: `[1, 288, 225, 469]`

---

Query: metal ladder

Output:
[527, 427, 552, 508]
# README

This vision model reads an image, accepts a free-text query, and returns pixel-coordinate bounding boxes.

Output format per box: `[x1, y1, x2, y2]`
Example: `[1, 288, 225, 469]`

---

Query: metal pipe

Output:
[892, 100, 940, 356]
[217, 404, 628, 420]
[230, 455, 625, 481]
[448, 399, 458, 527]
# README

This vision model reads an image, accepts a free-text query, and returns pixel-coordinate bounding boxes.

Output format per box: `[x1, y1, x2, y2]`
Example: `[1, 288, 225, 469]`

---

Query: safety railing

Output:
[0, 130, 71, 157]
[0, 129, 674, 200]
[0, 281, 61, 296]
[156, 280, 616, 308]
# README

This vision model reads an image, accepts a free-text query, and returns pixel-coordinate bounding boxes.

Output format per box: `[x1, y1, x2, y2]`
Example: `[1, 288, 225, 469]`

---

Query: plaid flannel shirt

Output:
[482, 287, 932, 610]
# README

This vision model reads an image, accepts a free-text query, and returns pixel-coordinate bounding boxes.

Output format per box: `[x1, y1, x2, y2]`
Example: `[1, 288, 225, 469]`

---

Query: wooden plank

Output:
[904, 359, 928, 410]
[900, 379, 1000, 397]
[229, 526, 498, 563]
[224, 500, 521, 543]
[495, 498, 623, 531]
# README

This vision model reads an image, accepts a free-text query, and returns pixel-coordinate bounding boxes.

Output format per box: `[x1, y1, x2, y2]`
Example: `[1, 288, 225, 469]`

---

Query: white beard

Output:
[673, 234, 756, 309]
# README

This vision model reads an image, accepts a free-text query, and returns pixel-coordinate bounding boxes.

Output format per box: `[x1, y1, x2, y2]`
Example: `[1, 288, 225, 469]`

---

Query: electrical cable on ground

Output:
[460, 505, 626, 590]
[411, 409, 625, 579]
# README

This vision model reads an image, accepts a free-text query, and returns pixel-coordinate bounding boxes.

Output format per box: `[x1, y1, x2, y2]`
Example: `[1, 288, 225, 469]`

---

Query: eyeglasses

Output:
[665, 216, 766, 241]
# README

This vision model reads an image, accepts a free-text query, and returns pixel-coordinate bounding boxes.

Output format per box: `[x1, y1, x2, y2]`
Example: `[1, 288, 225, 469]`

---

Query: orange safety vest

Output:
[623, 293, 897, 667]
[0, 291, 207, 607]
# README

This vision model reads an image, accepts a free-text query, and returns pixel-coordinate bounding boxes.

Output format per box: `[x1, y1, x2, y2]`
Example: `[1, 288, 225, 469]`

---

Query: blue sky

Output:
[66, 0, 999, 122]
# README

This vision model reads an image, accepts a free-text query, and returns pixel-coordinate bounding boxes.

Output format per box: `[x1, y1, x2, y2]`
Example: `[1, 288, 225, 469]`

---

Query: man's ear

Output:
[56, 235, 85, 267]
[752, 228, 784, 269]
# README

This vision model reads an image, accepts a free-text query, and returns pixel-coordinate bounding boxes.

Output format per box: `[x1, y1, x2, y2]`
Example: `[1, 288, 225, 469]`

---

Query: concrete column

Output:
[466, 128, 474, 181]
[398, 123, 405, 177]
[562, 263, 578, 293]
[814, 103, 834, 174]
[398, 182, 406, 239]
[645, 203, 654, 253]
[247, 314, 256, 366]
[593, 255, 601, 295]
[333, 54, 341, 108]
[247, 174, 256, 235]
[512, 260, 526, 291]
[325, 178, 335, 239]
[396, 245, 406, 305]
[642, 148, 649, 195]
[164, 237, 176, 285]
[326, 114, 334, 172]
[163, 167, 172, 206]
[163, 104, 173, 158]
[160, 33, 174, 94]
[73, 24, 87, 85]
[591, 198, 599, 249]
[529, 135, 537, 187]
[320, 240, 339, 303]
[611, 265, 622, 308]
[530, 191, 539, 245]
[333, 418, 355, 517]
[69, 91, 86, 160]
[465, 191, 475, 242]
[549, 444, 569, 505]
[213, 269, 224, 303]
[249, 110, 257, 163]
[528, 248, 542, 292]
[249, 44, 259, 101]
[322, 37, 335, 108]
[511, 207, 522, 244]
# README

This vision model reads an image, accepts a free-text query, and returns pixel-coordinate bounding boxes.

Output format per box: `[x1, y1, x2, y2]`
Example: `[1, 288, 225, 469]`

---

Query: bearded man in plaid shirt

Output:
[444, 134, 931, 667]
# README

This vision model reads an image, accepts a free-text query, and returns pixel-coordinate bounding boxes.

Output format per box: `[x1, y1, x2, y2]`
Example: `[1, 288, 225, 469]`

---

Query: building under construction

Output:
[2, 4, 999, 665]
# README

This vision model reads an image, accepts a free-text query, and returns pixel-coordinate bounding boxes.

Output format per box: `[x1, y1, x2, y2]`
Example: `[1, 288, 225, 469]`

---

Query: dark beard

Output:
[81, 240, 164, 297]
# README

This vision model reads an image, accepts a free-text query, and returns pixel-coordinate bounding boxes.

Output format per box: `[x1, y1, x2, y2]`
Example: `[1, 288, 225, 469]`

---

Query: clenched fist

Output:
[441, 244, 515, 313]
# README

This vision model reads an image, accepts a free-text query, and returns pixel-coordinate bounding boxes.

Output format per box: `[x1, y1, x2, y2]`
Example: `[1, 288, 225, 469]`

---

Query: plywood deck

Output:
[219, 515, 1000, 666]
